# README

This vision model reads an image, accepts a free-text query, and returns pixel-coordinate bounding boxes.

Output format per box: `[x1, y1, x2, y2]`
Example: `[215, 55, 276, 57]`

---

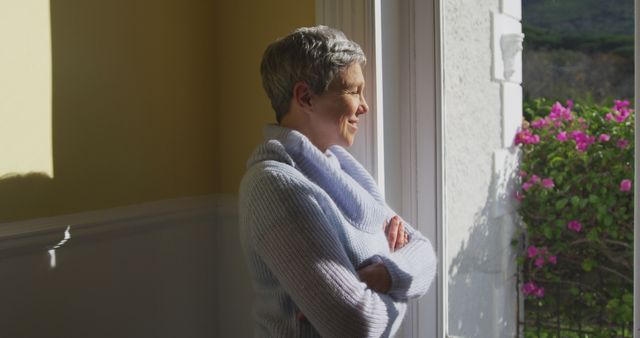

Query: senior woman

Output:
[239, 26, 437, 337]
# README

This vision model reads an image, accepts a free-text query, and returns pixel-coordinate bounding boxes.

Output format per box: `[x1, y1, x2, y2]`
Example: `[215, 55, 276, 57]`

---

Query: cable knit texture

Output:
[239, 124, 437, 337]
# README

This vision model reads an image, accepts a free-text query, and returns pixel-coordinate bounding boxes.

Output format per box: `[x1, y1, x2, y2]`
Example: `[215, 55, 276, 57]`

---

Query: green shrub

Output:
[515, 98, 634, 336]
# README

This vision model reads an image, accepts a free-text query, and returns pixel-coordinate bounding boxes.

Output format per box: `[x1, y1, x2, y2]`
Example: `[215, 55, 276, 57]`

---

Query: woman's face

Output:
[309, 63, 369, 149]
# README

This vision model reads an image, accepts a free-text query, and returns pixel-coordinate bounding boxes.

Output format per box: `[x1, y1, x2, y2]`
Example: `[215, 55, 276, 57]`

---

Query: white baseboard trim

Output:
[0, 194, 237, 256]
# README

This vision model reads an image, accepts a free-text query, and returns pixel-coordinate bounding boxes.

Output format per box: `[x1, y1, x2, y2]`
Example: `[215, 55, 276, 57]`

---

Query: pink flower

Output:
[548, 255, 557, 265]
[576, 142, 589, 152]
[522, 182, 534, 191]
[522, 281, 537, 295]
[529, 175, 540, 184]
[571, 131, 595, 152]
[514, 191, 525, 201]
[614, 99, 630, 111]
[519, 170, 528, 178]
[514, 129, 540, 145]
[570, 130, 585, 140]
[598, 134, 610, 142]
[566, 99, 574, 110]
[610, 101, 632, 122]
[534, 256, 545, 268]
[522, 281, 545, 298]
[620, 179, 632, 192]
[531, 118, 548, 129]
[567, 220, 582, 232]
[617, 139, 629, 149]
[614, 109, 630, 123]
[542, 178, 554, 189]
[527, 246, 538, 258]
[556, 131, 568, 142]
[549, 102, 573, 121]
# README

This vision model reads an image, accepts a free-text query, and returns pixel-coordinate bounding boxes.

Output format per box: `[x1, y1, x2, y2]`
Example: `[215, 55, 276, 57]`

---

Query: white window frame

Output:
[316, 1, 445, 337]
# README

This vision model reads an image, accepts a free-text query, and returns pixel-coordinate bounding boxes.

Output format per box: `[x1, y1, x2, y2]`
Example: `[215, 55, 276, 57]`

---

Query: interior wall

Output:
[0, 0, 219, 222]
[213, 0, 315, 193]
[0, 0, 315, 223]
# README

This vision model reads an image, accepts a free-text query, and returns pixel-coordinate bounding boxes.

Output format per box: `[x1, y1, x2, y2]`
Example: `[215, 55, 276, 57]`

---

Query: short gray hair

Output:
[260, 25, 366, 122]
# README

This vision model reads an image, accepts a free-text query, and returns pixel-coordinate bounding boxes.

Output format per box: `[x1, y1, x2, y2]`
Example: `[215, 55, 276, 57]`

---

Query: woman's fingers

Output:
[387, 216, 400, 250]
[385, 216, 410, 251]
[394, 221, 405, 250]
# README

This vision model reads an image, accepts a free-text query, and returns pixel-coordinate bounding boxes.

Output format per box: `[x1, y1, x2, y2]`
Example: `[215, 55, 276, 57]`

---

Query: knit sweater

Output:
[239, 124, 437, 337]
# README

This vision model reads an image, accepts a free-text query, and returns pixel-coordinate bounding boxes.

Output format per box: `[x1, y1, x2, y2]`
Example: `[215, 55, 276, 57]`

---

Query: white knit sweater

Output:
[239, 125, 437, 337]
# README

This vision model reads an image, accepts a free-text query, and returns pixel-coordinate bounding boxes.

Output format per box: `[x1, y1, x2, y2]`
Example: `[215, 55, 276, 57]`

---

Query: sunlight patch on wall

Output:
[0, 0, 53, 178]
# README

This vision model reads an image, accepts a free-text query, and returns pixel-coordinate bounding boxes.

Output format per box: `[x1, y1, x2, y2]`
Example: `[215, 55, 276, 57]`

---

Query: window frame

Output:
[316, 1, 445, 337]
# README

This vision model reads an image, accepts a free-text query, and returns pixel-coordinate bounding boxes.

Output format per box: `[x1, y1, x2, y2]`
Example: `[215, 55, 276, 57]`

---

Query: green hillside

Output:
[523, 0, 634, 36]
[522, 0, 634, 104]
[523, 0, 634, 58]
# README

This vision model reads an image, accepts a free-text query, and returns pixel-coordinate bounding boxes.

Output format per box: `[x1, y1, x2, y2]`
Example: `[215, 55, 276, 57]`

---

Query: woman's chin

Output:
[341, 134, 356, 147]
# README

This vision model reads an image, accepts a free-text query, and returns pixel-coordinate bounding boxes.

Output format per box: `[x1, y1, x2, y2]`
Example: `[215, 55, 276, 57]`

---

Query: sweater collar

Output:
[263, 124, 341, 170]
[262, 124, 385, 233]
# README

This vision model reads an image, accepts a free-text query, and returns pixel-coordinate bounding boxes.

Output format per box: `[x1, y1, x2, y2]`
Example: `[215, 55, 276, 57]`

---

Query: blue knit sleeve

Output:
[377, 220, 438, 300]
[241, 164, 406, 337]
[330, 146, 438, 301]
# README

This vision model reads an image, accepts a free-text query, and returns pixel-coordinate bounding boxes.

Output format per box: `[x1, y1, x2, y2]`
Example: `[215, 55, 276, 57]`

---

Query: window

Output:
[316, 1, 444, 336]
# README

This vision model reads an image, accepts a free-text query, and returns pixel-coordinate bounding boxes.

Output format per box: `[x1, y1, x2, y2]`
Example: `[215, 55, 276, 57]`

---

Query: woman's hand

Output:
[384, 216, 409, 251]
[357, 260, 392, 293]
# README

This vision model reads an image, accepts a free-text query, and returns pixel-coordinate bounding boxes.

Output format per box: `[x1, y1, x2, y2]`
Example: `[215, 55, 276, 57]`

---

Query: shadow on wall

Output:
[0, 0, 220, 223]
[447, 151, 522, 337]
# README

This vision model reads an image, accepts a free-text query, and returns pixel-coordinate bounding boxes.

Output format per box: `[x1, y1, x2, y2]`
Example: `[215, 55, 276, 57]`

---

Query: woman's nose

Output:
[358, 95, 369, 114]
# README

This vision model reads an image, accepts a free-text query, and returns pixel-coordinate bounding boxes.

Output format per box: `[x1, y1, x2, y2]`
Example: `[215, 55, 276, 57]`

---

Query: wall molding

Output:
[0, 194, 236, 257]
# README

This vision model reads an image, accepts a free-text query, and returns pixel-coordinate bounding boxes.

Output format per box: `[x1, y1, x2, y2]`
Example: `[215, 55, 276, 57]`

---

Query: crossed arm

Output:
[245, 168, 436, 337]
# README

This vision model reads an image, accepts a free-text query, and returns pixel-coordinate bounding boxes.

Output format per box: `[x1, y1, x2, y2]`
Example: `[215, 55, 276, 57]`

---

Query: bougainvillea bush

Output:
[515, 98, 634, 336]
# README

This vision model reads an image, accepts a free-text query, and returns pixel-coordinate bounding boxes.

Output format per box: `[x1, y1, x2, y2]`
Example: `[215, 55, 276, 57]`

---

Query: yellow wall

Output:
[214, 1, 315, 193]
[0, 0, 314, 222]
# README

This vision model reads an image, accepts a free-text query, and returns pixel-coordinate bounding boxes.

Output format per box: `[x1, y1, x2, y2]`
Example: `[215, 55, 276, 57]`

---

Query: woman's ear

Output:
[292, 81, 313, 110]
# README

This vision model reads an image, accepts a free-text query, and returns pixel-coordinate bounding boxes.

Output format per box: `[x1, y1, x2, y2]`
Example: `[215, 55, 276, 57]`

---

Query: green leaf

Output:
[606, 299, 620, 311]
[588, 194, 600, 204]
[550, 156, 563, 167]
[569, 287, 580, 296]
[555, 198, 569, 210]
[584, 293, 593, 302]
[579, 199, 588, 208]
[587, 228, 599, 242]
[543, 226, 553, 239]
[623, 293, 633, 305]
[604, 214, 614, 226]
[571, 196, 581, 207]
[582, 258, 594, 272]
